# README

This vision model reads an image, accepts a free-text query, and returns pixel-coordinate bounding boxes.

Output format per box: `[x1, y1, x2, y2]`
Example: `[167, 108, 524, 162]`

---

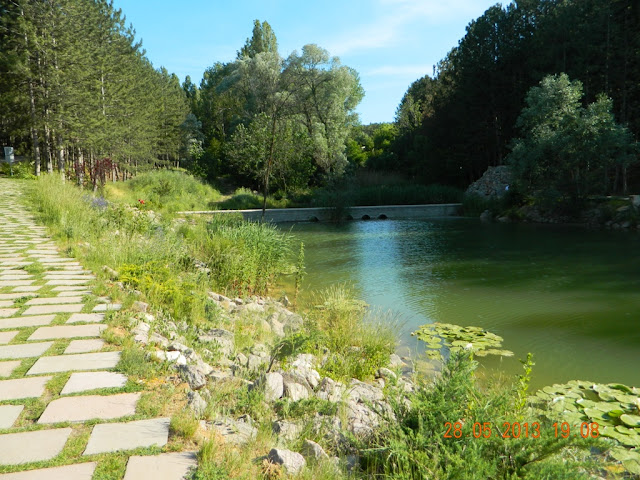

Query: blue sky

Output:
[113, 0, 503, 124]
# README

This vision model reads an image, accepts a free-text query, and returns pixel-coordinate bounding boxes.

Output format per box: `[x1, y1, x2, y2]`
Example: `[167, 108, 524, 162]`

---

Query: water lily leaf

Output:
[608, 409, 625, 418]
[598, 391, 618, 402]
[608, 384, 635, 394]
[621, 415, 640, 427]
[482, 349, 513, 357]
[622, 458, 640, 475]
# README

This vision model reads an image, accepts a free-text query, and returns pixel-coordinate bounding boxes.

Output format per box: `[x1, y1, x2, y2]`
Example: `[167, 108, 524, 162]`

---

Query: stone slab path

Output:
[0, 180, 189, 478]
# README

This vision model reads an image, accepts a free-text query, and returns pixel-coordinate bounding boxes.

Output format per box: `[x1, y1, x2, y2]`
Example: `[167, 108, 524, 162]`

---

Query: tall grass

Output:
[105, 169, 223, 213]
[28, 175, 293, 324]
[304, 285, 397, 381]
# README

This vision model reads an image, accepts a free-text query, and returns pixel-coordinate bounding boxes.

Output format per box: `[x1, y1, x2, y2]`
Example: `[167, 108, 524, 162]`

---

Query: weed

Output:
[170, 410, 200, 440]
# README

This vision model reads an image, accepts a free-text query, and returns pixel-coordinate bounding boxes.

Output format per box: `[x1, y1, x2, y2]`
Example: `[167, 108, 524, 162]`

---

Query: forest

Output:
[1, 0, 640, 208]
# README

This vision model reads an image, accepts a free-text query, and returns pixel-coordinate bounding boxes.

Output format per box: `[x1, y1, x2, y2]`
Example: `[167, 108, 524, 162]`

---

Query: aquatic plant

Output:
[412, 322, 513, 359]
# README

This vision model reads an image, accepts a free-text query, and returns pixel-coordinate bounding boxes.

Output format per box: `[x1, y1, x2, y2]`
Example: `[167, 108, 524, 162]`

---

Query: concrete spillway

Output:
[179, 203, 462, 223]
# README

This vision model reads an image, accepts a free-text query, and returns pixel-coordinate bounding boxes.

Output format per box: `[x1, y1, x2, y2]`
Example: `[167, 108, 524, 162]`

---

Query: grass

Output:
[104, 169, 223, 213]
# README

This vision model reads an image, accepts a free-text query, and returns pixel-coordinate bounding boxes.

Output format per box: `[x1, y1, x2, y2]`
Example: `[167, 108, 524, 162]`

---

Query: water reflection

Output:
[288, 219, 640, 389]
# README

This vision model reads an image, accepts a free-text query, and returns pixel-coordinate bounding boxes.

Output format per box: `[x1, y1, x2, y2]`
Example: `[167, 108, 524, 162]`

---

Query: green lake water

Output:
[285, 219, 640, 390]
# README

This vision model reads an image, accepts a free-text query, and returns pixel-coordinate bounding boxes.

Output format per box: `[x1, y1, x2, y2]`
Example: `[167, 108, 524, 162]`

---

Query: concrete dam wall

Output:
[180, 203, 462, 223]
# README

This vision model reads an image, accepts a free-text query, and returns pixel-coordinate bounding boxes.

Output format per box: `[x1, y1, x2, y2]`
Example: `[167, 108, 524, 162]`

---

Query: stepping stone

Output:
[22, 304, 83, 315]
[0, 428, 72, 465]
[60, 371, 127, 394]
[39, 258, 75, 263]
[0, 293, 35, 300]
[38, 392, 140, 424]
[44, 275, 94, 280]
[0, 301, 14, 308]
[27, 351, 121, 375]
[0, 342, 53, 360]
[64, 339, 105, 354]
[0, 314, 55, 329]
[0, 309, 19, 318]
[46, 280, 89, 286]
[0, 331, 18, 344]
[52, 286, 90, 292]
[0, 462, 96, 479]
[12, 286, 41, 292]
[0, 275, 32, 281]
[83, 417, 170, 455]
[0, 405, 24, 429]
[0, 376, 52, 401]
[25, 296, 83, 305]
[0, 361, 21, 378]
[0, 280, 33, 287]
[123, 452, 198, 480]
[28, 324, 105, 341]
[66, 313, 104, 324]
[93, 303, 121, 312]
[57, 291, 90, 297]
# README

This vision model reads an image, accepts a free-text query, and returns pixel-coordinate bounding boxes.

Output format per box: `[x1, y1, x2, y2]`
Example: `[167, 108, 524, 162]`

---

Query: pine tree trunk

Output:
[57, 134, 65, 181]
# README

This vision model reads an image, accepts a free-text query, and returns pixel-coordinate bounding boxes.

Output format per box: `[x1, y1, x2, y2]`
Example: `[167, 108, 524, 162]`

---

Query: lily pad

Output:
[620, 415, 640, 427]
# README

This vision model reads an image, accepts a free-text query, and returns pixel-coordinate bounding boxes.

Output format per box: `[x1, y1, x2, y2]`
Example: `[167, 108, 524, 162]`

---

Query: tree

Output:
[507, 73, 637, 204]
[238, 20, 278, 59]
[287, 44, 364, 176]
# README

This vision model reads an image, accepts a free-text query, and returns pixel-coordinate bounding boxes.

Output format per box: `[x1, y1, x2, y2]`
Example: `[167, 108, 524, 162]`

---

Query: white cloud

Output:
[326, 0, 491, 55]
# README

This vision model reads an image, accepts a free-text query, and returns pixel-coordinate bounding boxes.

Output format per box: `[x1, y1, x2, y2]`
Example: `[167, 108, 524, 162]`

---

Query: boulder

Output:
[272, 420, 303, 441]
[187, 391, 207, 417]
[267, 448, 306, 475]
[199, 328, 234, 357]
[316, 377, 345, 402]
[211, 416, 256, 446]
[178, 364, 207, 390]
[466, 165, 512, 198]
[258, 372, 283, 402]
[301, 439, 328, 461]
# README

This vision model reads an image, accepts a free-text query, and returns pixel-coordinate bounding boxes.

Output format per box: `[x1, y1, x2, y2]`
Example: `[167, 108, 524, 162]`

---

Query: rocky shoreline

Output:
[116, 282, 417, 475]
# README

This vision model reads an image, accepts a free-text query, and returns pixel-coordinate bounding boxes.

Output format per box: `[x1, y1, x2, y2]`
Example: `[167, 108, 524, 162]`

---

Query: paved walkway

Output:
[0, 180, 196, 479]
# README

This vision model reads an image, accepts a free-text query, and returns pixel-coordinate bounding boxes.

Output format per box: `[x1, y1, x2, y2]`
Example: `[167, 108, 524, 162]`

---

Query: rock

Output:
[258, 372, 283, 402]
[267, 448, 306, 475]
[480, 209, 493, 223]
[235, 353, 248, 367]
[269, 317, 285, 337]
[199, 329, 234, 357]
[497, 215, 510, 223]
[246, 354, 267, 371]
[466, 165, 512, 198]
[377, 367, 397, 381]
[187, 391, 207, 417]
[102, 265, 119, 279]
[168, 342, 190, 353]
[211, 417, 256, 446]
[631, 195, 640, 208]
[284, 314, 304, 332]
[178, 364, 207, 390]
[301, 439, 328, 460]
[279, 295, 290, 307]
[208, 369, 233, 382]
[316, 377, 345, 402]
[344, 380, 392, 437]
[242, 303, 264, 313]
[272, 420, 303, 441]
[132, 301, 148, 313]
[284, 382, 309, 401]
[149, 332, 169, 348]
[233, 297, 244, 305]
[133, 321, 150, 344]
[617, 205, 630, 213]
[289, 354, 321, 389]
[389, 353, 404, 368]
[282, 372, 311, 401]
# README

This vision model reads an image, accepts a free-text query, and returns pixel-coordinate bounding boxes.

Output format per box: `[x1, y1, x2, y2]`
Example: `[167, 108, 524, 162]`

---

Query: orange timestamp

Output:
[444, 421, 600, 439]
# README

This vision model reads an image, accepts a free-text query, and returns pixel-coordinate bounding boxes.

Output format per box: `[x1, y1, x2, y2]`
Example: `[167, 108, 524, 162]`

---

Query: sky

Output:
[113, 0, 504, 125]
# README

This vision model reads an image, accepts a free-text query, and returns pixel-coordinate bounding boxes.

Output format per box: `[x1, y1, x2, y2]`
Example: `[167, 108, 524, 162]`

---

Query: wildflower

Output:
[138, 199, 145, 205]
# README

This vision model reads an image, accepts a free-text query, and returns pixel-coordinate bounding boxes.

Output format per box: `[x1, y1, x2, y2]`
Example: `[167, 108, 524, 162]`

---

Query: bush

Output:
[359, 352, 602, 479]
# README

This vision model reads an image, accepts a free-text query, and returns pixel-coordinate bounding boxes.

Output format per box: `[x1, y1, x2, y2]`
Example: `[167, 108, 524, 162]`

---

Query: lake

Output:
[284, 218, 640, 390]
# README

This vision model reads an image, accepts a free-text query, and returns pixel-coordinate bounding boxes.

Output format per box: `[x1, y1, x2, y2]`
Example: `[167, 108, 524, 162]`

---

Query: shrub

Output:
[358, 352, 602, 479]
